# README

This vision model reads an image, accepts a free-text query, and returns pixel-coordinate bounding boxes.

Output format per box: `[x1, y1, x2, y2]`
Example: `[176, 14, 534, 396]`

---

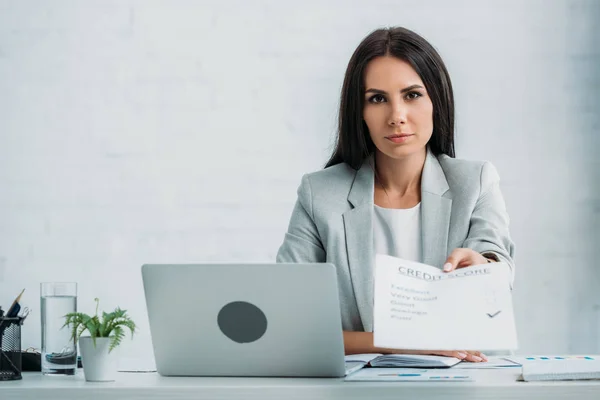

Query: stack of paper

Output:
[369, 354, 462, 368]
[506, 355, 600, 381]
[345, 353, 461, 369]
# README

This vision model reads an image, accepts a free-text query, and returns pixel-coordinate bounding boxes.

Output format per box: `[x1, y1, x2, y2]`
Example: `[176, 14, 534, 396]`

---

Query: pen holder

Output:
[0, 317, 23, 381]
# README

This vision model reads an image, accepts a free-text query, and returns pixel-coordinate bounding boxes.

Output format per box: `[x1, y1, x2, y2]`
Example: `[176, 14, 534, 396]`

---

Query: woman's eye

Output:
[368, 94, 386, 103]
[405, 91, 422, 100]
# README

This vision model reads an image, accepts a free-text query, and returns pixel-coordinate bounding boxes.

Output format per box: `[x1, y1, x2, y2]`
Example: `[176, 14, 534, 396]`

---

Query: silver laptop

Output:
[141, 263, 346, 377]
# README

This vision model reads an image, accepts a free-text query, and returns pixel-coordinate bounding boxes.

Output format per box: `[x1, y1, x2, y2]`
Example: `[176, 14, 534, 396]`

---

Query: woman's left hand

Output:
[443, 248, 489, 272]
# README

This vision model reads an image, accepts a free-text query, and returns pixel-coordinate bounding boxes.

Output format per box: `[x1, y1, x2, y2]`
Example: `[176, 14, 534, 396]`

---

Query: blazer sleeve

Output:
[462, 162, 516, 287]
[276, 175, 326, 263]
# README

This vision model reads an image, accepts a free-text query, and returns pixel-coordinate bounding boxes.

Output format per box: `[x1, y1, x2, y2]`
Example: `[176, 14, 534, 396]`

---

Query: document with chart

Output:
[373, 254, 518, 351]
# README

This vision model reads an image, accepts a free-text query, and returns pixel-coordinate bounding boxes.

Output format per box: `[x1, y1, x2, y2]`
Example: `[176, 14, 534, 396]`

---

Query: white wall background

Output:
[0, 0, 599, 360]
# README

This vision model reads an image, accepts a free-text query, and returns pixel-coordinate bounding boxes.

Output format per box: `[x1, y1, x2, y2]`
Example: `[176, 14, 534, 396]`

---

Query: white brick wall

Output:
[0, 0, 598, 358]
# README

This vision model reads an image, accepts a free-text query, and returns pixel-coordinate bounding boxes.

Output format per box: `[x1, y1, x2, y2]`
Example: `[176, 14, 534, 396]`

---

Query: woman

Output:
[276, 27, 515, 362]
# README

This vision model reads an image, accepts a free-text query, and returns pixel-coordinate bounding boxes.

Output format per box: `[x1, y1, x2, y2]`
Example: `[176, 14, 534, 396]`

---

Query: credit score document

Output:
[373, 254, 518, 351]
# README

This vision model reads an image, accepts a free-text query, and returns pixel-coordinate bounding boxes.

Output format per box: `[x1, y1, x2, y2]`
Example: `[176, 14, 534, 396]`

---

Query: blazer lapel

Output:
[420, 149, 452, 268]
[341, 150, 452, 332]
[343, 158, 375, 332]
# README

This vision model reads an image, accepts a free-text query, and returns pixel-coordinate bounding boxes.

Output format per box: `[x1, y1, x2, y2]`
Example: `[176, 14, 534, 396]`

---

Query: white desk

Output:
[1, 370, 599, 400]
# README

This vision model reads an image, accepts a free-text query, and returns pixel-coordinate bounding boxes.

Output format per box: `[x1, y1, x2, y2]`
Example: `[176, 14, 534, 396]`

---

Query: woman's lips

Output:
[385, 134, 414, 143]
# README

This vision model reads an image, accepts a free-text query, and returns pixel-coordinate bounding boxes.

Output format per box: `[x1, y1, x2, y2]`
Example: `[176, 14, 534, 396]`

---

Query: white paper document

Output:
[117, 357, 157, 372]
[345, 368, 474, 382]
[374, 254, 518, 351]
[451, 357, 521, 369]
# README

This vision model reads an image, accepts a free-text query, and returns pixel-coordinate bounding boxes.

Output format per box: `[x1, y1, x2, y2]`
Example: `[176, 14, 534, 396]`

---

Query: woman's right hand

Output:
[399, 349, 488, 362]
[343, 331, 488, 362]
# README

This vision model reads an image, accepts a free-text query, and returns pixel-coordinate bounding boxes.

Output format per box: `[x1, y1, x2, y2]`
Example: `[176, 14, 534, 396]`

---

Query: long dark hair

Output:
[325, 27, 455, 169]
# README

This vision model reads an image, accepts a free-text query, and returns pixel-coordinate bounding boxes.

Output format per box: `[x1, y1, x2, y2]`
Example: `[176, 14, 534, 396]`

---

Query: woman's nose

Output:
[388, 104, 408, 126]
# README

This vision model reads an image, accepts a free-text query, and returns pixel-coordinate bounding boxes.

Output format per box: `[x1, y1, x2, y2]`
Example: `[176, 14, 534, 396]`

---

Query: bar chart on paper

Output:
[345, 368, 474, 382]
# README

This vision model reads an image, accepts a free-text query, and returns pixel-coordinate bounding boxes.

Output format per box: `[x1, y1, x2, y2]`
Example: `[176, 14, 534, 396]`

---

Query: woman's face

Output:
[363, 56, 434, 160]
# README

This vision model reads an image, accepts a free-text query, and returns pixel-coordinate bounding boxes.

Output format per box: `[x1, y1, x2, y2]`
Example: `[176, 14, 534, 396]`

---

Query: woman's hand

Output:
[443, 248, 489, 272]
[401, 349, 488, 362]
[343, 332, 488, 362]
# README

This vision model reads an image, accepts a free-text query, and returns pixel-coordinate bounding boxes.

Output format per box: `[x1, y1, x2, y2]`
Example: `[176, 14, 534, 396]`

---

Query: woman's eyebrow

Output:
[365, 84, 424, 95]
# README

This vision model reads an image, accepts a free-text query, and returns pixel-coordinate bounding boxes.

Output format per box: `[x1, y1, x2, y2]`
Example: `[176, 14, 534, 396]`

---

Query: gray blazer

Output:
[276, 149, 515, 332]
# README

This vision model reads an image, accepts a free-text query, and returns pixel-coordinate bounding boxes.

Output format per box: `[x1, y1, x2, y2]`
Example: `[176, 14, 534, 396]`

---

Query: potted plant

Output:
[63, 298, 136, 382]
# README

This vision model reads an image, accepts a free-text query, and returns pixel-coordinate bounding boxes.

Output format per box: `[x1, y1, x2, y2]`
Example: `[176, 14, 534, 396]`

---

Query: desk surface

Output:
[1, 370, 599, 400]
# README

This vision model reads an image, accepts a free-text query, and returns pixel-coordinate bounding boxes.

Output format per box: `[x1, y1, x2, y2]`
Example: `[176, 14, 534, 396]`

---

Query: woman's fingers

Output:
[443, 248, 470, 272]
[432, 350, 487, 362]
[412, 349, 488, 362]
[462, 352, 483, 362]
[443, 248, 488, 272]
[467, 350, 488, 362]
[429, 350, 463, 358]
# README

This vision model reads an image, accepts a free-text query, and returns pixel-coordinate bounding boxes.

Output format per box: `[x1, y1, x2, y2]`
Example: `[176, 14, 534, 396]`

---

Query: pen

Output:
[6, 289, 25, 318]
[0, 289, 26, 334]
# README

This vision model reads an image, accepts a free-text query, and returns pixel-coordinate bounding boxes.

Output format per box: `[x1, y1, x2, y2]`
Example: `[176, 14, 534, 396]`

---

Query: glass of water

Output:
[40, 282, 78, 375]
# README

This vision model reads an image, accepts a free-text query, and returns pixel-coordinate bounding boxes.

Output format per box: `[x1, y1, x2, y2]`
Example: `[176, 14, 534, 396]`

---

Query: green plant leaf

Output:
[109, 326, 125, 353]
[99, 311, 111, 337]
[113, 319, 136, 338]
[62, 299, 136, 350]
[85, 316, 100, 347]
[76, 324, 87, 341]
[105, 308, 135, 338]
[62, 312, 94, 343]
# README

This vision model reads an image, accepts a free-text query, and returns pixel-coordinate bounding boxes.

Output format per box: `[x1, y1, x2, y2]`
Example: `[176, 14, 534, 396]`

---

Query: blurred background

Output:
[0, 0, 598, 360]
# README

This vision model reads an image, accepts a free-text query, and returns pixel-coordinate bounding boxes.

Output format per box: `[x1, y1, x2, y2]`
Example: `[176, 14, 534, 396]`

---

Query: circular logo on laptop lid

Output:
[217, 301, 267, 343]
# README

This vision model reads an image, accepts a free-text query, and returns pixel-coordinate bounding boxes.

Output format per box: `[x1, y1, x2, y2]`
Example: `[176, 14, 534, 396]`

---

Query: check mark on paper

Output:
[487, 310, 501, 318]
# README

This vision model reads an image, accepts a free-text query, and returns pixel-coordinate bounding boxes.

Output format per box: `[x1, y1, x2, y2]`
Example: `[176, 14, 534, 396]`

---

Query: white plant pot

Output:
[79, 336, 119, 382]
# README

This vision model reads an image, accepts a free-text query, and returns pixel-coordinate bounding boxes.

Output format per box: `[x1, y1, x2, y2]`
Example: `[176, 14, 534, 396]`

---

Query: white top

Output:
[373, 203, 422, 263]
